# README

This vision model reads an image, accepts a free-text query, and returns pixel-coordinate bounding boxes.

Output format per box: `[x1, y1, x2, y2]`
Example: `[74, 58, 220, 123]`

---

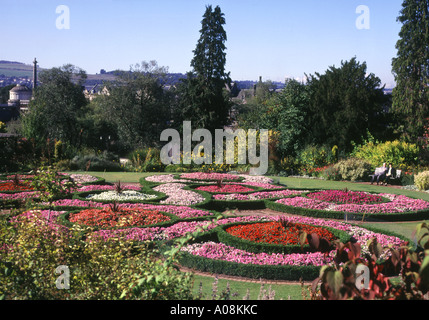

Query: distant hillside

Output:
[0, 60, 34, 77]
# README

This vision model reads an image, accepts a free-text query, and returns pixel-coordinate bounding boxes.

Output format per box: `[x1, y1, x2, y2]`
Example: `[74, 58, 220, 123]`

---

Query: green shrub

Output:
[297, 145, 337, 174]
[70, 151, 122, 172]
[0, 211, 194, 300]
[333, 158, 372, 181]
[351, 136, 419, 169]
[415, 171, 429, 191]
[127, 147, 166, 172]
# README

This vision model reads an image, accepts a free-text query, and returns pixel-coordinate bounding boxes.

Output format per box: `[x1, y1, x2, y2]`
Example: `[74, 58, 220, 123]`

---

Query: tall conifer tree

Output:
[392, 0, 429, 141]
[175, 5, 231, 134]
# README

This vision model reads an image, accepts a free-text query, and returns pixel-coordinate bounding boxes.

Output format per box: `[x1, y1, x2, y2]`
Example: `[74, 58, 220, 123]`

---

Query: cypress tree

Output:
[175, 5, 232, 134]
[391, 0, 429, 141]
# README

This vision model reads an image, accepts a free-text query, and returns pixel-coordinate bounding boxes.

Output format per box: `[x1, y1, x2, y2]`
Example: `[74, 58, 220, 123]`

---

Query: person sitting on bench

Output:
[383, 163, 396, 186]
[370, 163, 387, 185]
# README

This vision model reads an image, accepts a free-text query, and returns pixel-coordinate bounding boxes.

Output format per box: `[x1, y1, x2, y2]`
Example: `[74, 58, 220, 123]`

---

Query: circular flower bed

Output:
[177, 215, 408, 280]
[69, 207, 171, 229]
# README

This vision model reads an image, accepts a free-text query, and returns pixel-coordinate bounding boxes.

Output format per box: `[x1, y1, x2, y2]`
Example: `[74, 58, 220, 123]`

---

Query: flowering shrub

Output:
[415, 171, 429, 191]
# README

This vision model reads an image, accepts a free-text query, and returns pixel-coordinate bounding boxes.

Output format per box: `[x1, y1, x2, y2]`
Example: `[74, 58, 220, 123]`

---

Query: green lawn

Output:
[67, 171, 428, 300]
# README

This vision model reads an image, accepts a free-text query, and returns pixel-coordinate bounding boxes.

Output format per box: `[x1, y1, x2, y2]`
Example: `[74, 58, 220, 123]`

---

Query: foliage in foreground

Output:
[0, 211, 194, 300]
[309, 222, 429, 300]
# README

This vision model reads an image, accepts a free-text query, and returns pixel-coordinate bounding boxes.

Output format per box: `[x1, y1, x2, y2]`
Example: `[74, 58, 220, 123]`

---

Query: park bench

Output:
[369, 168, 402, 185]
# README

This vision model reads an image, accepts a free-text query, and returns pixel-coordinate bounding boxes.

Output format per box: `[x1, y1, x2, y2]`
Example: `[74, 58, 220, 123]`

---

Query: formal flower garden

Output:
[2, 170, 426, 284]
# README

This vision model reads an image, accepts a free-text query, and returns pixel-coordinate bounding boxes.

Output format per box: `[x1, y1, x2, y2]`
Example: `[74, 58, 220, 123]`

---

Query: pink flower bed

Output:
[77, 184, 142, 192]
[0, 191, 40, 200]
[213, 189, 307, 201]
[276, 193, 429, 214]
[180, 172, 240, 181]
[307, 190, 384, 204]
[196, 184, 255, 193]
[152, 183, 206, 205]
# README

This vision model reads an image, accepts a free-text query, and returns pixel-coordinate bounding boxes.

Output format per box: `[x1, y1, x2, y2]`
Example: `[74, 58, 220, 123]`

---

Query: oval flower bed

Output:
[68, 207, 172, 229]
[177, 214, 408, 281]
[269, 190, 429, 221]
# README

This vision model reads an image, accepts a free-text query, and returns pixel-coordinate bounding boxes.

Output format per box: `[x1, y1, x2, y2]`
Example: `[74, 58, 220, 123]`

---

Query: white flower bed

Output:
[86, 190, 158, 201]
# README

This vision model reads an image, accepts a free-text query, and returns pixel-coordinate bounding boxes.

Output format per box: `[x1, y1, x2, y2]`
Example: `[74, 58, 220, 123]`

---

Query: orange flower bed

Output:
[0, 181, 35, 192]
[69, 207, 171, 228]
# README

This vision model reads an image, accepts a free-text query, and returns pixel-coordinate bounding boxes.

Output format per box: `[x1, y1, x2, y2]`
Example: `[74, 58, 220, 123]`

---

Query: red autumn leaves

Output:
[226, 222, 336, 246]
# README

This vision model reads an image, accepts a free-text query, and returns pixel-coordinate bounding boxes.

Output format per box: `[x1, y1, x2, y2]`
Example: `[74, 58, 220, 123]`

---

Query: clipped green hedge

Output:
[177, 251, 321, 281]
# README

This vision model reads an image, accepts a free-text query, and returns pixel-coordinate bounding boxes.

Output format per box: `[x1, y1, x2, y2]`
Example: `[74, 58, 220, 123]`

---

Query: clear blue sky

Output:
[2, 0, 404, 87]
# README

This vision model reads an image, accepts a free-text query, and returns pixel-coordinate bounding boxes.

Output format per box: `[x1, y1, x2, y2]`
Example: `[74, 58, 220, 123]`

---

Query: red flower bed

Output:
[226, 222, 336, 246]
[195, 184, 254, 193]
[0, 181, 35, 192]
[69, 208, 171, 228]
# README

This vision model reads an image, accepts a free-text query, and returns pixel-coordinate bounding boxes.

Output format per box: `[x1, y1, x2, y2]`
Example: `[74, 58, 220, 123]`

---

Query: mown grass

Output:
[67, 171, 428, 300]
